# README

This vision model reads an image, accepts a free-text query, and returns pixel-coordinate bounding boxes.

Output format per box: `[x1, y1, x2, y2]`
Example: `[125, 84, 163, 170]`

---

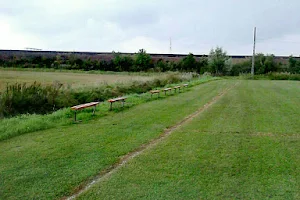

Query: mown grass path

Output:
[77, 80, 300, 200]
[67, 79, 237, 199]
[0, 80, 232, 199]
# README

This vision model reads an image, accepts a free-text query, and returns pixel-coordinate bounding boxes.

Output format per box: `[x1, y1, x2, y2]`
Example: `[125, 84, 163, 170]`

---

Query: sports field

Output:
[0, 80, 299, 199]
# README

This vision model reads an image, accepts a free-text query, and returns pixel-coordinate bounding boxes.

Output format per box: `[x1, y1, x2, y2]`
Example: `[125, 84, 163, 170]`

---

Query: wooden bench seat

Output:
[150, 90, 160, 98]
[108, 97, 127, 110]
[163, 88, 172, 95]
[182, 83, 189, 91]
[173, 86, 181, 93]
[71, 102, 100, 121]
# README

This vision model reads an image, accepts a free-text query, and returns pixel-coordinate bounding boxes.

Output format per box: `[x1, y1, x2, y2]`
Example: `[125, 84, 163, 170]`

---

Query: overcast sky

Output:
[1, 0, 300, 55]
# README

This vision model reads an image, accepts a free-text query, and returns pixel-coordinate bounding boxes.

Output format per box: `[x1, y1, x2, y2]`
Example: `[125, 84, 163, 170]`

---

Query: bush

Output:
[0, 82, 63, 117]
[208, 47, 229, 75]
[255, 53, 278, 74]
[198, 57, 209, 74]
[112, 52, 134, 72]
[154, 59, 168, 72]
[239, 72, 300, 81]
[134, 49, 153, 71]
[230, 60, 251, 76]
[267, 72, 300, 81]
[288, 56, 300, 74]
[179, 53, 197, 71]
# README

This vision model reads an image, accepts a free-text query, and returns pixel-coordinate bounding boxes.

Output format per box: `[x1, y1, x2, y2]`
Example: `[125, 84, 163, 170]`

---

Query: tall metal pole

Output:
[169, 37, 172, 53]
[251, 27, 256, 76]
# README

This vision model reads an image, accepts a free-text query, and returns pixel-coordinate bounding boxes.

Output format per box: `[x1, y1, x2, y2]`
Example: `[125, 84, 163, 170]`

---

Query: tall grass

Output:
[0, 72, 197, 117]
[267, 72, 300, 80]
[0, 82, 63, 117]
[0, 67, 168, 76]
[239, 72, 300, 81]
[0, 75, 219, 141]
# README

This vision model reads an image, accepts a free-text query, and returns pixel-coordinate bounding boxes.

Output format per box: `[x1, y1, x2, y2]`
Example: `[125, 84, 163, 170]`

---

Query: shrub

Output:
[254, 53, 278, 74]
[267, 72, 300, 81]
[179, 53, 197, 71]
[154, 59, 168, 72]
[208, 47, 229, 75]
[288, 56, 300, 74]
[198, 57, 209, 74]
[134, 49, 153, 71]
[0, 82, 63, 117]
[230, 60, 251, 76]
[112, 52, 134, 72]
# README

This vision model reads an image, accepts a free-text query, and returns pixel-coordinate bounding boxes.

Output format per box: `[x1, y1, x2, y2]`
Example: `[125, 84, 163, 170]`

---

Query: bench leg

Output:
[165, 91, 167, 95]
[151, 93, 153, 98]
[122, 100, 125, 108]
[74, 111, 77, 122]
[92, 106, 96, 115]
[110, 102, 113, 111]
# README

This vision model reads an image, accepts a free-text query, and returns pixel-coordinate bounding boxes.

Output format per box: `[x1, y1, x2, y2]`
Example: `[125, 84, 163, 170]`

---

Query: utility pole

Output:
[251, 27, 256, 76]
[169, 37, 172, 53]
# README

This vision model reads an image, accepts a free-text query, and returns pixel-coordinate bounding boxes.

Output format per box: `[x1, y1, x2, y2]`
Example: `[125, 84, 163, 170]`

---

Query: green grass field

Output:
[0, 68, 156, 90]
[0, 79, 230, 199]
[77, 80, 300, 200]
[0, 80, 299, 199]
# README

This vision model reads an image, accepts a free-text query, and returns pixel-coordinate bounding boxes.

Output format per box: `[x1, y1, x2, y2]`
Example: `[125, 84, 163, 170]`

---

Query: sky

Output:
[1, 0, 300, 55]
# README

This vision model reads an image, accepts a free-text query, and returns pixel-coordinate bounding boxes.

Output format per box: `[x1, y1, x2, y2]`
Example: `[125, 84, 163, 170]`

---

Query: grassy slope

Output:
[0, 80, 231, 199]
[78, 80, 300, 200]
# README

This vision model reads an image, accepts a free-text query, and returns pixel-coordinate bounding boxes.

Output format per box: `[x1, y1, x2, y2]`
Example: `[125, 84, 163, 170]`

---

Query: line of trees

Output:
[0, 48, 299, 75]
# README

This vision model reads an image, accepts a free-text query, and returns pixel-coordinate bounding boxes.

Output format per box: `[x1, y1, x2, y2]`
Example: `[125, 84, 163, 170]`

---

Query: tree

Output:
[134, 49, 152, 71]
[122, 56, 134, 72]
[255, 53, 277, 74]
[112, 52, 123, 71]
[112, 52, 134, 72]
[208, 47, 229, 75]
[230, 59, 251, 76]
[289, 56, 300, 74]
[197, 57, 209, 74]
[52, 55, 62, 69]
[179, 53, 197, 71]
[155, 59, 168, 72]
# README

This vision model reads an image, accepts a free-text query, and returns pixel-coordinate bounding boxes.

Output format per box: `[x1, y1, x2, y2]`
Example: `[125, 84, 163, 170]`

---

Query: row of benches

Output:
[71, 84, 189, 121]
[150, 84, 188, 97]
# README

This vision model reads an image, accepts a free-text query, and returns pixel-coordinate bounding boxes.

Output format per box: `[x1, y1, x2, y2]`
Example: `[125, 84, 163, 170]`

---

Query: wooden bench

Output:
[182, 84, 189, 90]
[108, 97, 127, 110]
[71, 102, 100, 121]
[150, 90, 160, 98]
[163, 88, 172, 95]
[173, 86, 181, 93]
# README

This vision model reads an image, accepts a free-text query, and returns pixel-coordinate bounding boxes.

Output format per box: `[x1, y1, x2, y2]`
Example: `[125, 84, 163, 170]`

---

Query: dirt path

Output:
[65, 82, 238, 200]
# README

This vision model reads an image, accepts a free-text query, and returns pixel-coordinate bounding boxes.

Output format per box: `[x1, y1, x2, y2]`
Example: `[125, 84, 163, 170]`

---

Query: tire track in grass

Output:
[65, 82, 238, 200]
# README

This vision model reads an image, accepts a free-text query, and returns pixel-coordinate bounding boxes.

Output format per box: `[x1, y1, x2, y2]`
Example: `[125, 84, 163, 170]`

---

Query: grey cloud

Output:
[1, 0, 300, 55]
